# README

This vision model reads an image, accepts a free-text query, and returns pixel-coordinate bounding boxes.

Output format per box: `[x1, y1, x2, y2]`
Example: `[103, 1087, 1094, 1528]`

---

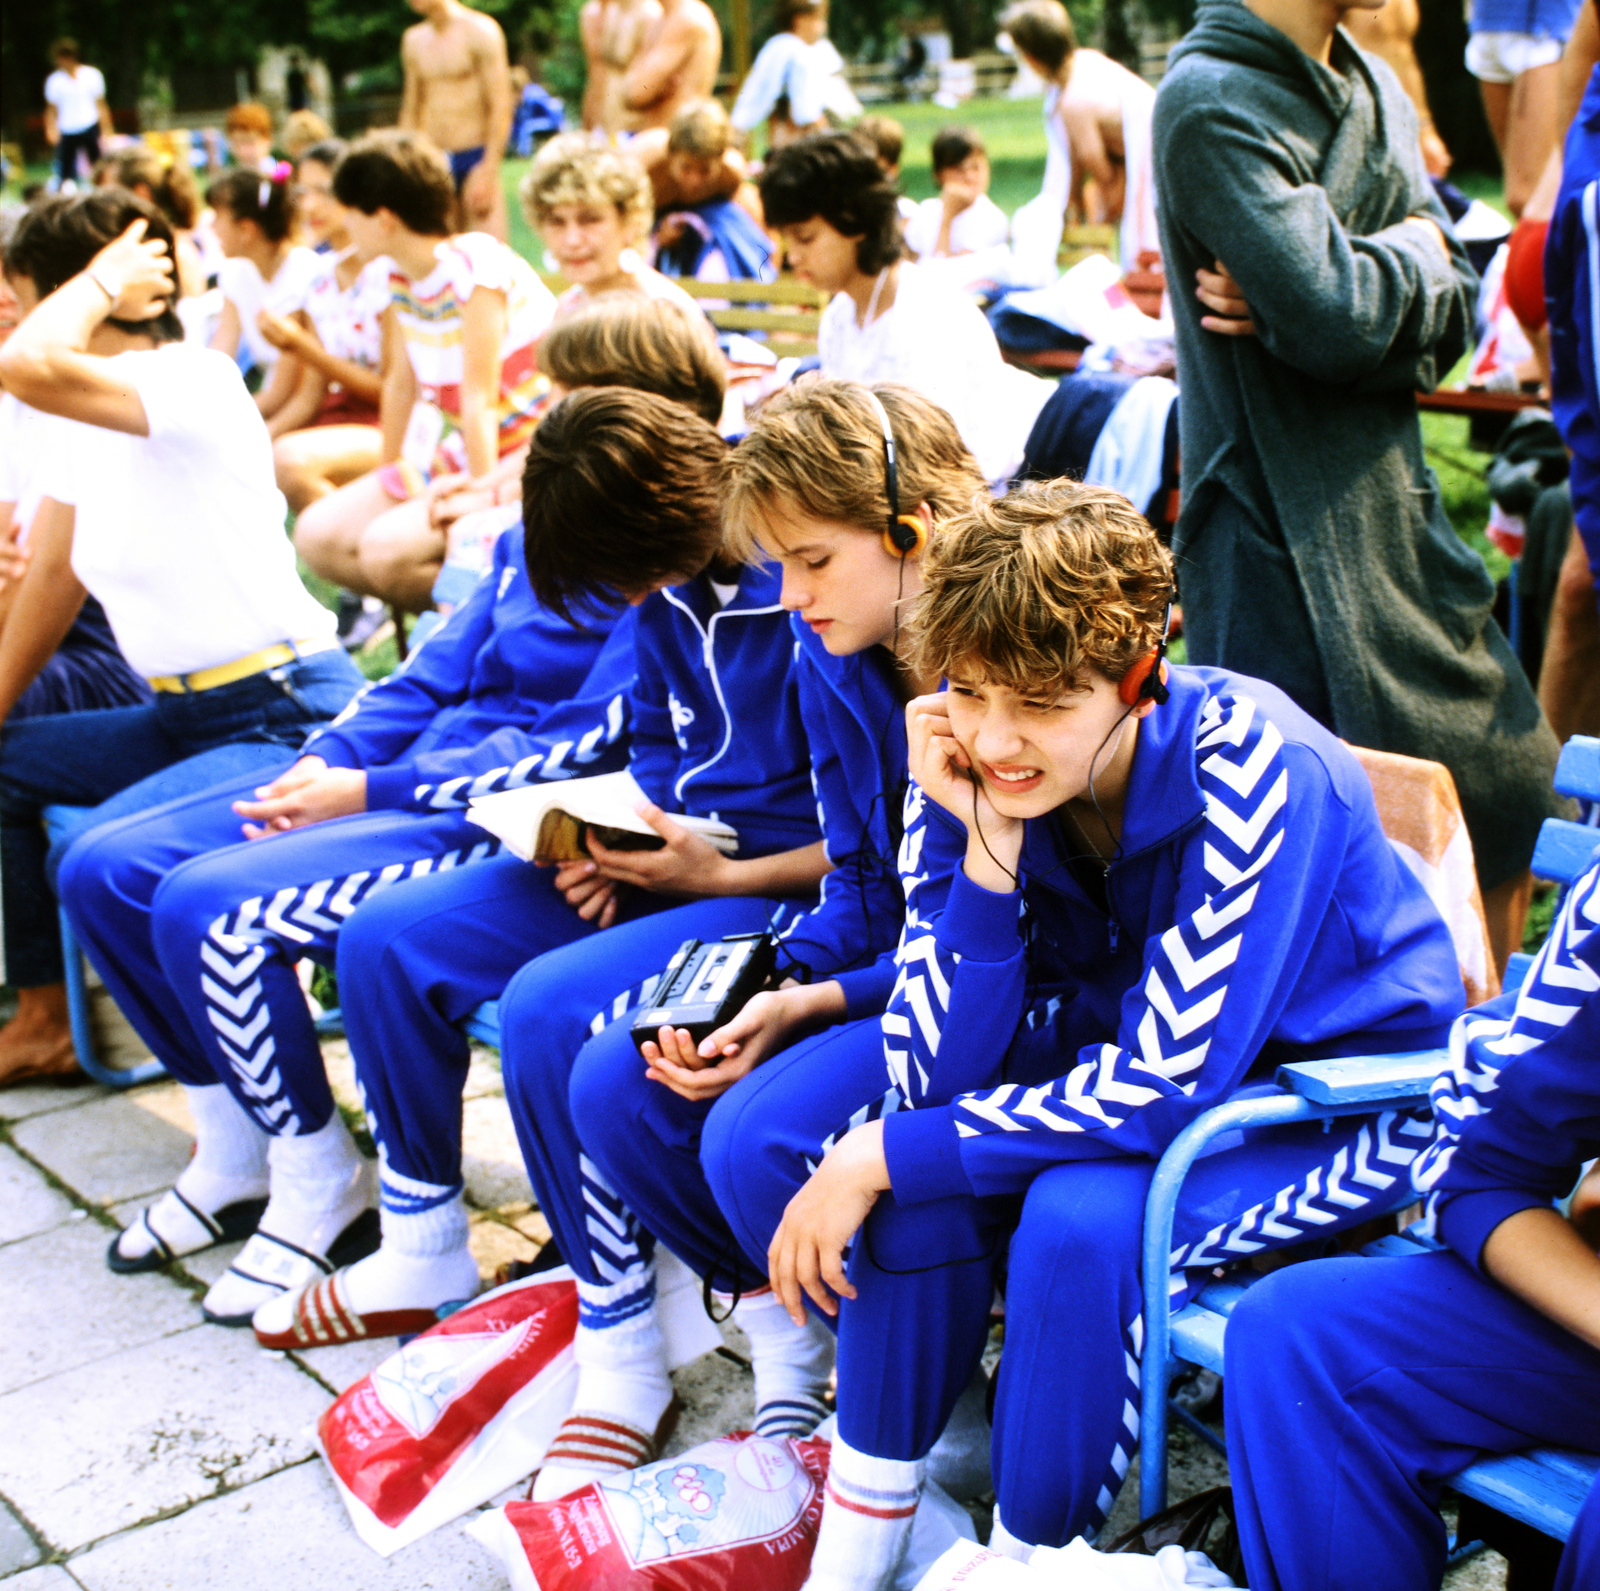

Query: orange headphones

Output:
[865, 389, 928, 560]
[1117, 600, 1174, 707]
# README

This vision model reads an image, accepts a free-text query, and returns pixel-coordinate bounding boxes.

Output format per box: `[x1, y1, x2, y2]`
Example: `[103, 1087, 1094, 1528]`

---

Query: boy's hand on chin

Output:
[906, 691, 1017, 836]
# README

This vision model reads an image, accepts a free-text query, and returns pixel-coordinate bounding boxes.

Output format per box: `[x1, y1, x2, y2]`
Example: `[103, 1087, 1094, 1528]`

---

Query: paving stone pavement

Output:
[0, 1047, 763, 1589]
[0, 1045, 1509, 1588]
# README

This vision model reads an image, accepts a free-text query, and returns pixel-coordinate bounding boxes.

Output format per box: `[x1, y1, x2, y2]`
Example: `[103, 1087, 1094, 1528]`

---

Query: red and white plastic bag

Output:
[318, 1253, 723, 1556]
[468, 1431, 831, 1591]
[318, 1269, 582, 1556]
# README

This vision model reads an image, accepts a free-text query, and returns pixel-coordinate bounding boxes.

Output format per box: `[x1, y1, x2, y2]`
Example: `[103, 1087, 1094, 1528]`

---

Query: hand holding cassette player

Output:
[634, 935, 849, 1104]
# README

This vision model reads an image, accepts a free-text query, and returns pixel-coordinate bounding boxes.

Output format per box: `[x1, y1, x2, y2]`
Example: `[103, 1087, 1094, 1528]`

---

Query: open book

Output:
[466, 770, 739, 864]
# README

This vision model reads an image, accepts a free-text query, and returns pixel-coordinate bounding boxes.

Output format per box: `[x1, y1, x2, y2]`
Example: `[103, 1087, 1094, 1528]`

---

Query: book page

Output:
[467, 770, 739, 862]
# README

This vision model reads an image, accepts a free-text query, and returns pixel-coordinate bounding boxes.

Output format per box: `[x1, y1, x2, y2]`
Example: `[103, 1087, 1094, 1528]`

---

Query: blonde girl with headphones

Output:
[500, 380, 989, 1502]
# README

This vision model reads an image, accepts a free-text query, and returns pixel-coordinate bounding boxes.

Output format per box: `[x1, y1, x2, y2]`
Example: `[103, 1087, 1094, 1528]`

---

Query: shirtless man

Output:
[630, 100, 759, 219]
[1344, 0, 1454, 176]
[581, 0, 664, 135]
[620, 0, 722, 132]
[401, 0, 513, 240]
[1001, 0, 1158, 263]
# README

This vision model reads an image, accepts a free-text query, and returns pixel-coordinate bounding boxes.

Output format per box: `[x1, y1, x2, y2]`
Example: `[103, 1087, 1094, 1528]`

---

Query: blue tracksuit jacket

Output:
[880, 665, 1467, 1204]
[1546, 63, 1600, 575]
[303, 528, 636, 810]
[631, 566, 817, 856]
[1415, 855, 1600, 1267]
[774, 616, 912, 1015]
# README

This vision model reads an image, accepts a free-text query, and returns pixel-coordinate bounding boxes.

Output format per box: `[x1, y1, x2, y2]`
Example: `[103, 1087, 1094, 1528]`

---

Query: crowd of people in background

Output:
[1, 0, 1598, 1586]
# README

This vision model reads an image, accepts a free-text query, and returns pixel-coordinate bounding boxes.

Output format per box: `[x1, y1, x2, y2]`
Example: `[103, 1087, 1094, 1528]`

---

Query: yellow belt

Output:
[147, 637, 342, 695]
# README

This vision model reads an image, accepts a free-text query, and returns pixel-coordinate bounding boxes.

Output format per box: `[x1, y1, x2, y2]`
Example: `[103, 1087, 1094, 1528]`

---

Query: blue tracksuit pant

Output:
[56, 771, 502, 1131]
[681, 1017, 1433, 1545]
[498, 895, 809, 1290]
[1224, 1252, 1600, 1591]
[334, 858, 704, 1211]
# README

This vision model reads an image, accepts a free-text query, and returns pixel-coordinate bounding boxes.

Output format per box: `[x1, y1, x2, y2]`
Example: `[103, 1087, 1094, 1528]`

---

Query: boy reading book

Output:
[1223, 856, 1600, 1591]
[703, 478, 1466, 1588]
[519, 380, 989, 1500]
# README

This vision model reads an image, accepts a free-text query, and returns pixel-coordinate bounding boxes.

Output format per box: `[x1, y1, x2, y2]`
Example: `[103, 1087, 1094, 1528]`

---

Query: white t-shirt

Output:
[219, 246, 325, 372]
[38, 344, 335, 678]
[302, 250, 391, 382]
[817, 263, 1052, 486]
[0, 393, 59, 539]
[903, 193, 1010, 262]
[45, 66, 105, 135]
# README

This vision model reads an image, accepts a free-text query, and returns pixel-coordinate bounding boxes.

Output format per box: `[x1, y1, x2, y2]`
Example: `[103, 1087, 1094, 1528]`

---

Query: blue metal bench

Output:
[40, 805, 165, 1088]
[1137, 734, 1600, 1544]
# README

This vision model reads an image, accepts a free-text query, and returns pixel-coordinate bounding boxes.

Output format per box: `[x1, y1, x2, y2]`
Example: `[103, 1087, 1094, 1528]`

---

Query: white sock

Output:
[342, 1180, 478, 1315]
[804, 1435, 923, 1591]
[201, 1114, 375, 1323]
[729, 1289, 835, 1440]
[989, 1513, 1036, 1564]
[259, 1112, 373, 1253]
[178, 1084, 270, 1209]
[115, 1085, 270, 1264]
[532, 1267, 674, 1502]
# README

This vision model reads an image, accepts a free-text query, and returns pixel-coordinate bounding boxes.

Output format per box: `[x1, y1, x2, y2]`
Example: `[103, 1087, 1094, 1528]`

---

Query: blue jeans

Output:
[0, 650, 362, 988]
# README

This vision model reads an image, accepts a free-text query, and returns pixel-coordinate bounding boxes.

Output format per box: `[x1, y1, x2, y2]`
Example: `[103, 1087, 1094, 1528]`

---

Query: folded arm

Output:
[1159, 102, 1475, 388]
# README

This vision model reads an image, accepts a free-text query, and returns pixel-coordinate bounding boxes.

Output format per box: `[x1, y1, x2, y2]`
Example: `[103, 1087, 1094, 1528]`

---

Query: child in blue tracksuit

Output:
[1225, 855, 1600, 1591]
[58, 482, 636, 1327]
[505, 380, 988, 1501]
[700, 480, 1467, 1591]
[250, 419, 834, 1348]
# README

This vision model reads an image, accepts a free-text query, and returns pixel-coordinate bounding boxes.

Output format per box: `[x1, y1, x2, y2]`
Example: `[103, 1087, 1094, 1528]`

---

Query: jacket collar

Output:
[790, 614, 903, 734]
[665, 561, 785, 626]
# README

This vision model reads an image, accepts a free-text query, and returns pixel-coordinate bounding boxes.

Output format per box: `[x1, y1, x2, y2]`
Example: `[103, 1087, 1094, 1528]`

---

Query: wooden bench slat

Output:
[1169, 1302, 1227, 1374]
[1449, 1450, 1600, 1543]
[1505, 950, 1535, 993]
[1531, 818, 1600, 887]
[1274, 1050, 1445, 1105]
[466, 1000, 502, 1049]
[1415, 388, 1544, 415]
[671, 278, 828, 307]
[702, 308, 822, 333]
[1192, 1275, 1259, 1318]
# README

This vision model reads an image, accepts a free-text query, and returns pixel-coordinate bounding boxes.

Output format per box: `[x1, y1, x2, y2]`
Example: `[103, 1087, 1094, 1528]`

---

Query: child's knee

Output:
[569, 1023, 646, 1147]
[1010, 1160, 1146, 1284]
[57, 821, 128, 919]
[336, 881, 421, 980]
[700, 1087, 748, 1211]
[150, 852, 248, 962]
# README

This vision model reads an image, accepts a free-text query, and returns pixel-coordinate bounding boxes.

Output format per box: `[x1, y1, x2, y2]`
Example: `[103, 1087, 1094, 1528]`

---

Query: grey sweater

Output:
[1154, 0, 1560, 891]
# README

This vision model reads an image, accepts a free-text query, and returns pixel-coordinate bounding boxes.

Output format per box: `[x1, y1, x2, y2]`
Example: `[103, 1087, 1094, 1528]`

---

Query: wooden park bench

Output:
[671, 276, 829, 359]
